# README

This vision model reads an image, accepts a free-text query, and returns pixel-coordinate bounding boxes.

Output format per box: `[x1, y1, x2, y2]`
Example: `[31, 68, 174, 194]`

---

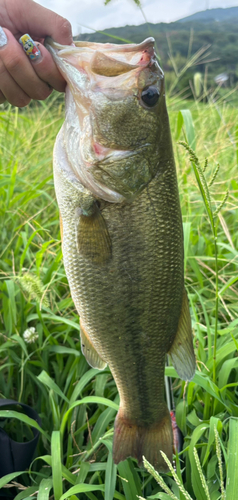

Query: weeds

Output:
[0, 46, 237, 500]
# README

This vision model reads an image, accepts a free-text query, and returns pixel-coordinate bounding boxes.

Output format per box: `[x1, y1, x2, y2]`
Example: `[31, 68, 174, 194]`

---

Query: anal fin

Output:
[80, 321, 107, 370]
[168, 288, 196, 381]
[75, 203, 111, 265]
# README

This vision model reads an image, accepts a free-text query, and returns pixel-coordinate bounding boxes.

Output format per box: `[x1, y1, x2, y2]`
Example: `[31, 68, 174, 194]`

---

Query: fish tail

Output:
[113, 406, 173, 472]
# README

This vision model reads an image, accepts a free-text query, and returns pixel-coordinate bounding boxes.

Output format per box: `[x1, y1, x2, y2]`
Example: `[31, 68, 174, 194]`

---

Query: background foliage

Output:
[78, 6, 238, 102]
[0, 8, 238, 498]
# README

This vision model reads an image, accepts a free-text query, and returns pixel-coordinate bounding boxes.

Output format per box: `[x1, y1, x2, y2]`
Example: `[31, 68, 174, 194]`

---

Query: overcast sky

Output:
[35, 0, 238, 35]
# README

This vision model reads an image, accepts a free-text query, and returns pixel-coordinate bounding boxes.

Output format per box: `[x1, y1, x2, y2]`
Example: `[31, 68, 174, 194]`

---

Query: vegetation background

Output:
[79, 6, 238, 104]
[0, 3, 238, 499]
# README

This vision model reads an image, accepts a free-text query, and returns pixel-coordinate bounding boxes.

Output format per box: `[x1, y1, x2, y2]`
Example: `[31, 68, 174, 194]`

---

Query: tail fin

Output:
[113, 407, 173, 472]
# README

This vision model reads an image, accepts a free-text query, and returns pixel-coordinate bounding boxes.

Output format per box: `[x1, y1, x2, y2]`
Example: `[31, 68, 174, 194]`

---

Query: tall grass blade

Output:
[142, 457, 179, 499]
[236, 125, 238, 165]
[214, 428, 225, 500]
[202, 417, 222, 466]
[226, 419, 238, 499]
[103, 438, 117, 500]
[117, 459, 142, 500]
[183, 222, 191, 272]
[59, 484, 105, 499]
[61, 395, 119, 436]
[51, 430, 63, 500]
[176, 110, 196, 148]
[69, 368, 100, 404]
[193, 448, 211, 500]
[0, 471, 26, 488]
[219, 275, 238, 296]
[0, 410, 49, 440]
[38, 370, 69, 403]
[165, 367, 225, 408]
[37, 478, 53, 500]
[76, 462, 90, 484]
[14, 486, 38, 499]
[179, 142, 213, 227]
[160, 451, 193, 500]
[188, 425, 210, 500]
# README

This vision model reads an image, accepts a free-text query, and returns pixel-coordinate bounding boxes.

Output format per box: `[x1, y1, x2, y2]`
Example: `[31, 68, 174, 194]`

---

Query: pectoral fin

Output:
[75, 203, 111, 264]
[168, 289, 196, 381]
[80, 321, 107, 370]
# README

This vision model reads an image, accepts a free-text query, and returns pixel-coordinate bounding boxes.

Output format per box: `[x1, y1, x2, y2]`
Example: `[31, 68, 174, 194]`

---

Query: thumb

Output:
[15, 0, 73, 45]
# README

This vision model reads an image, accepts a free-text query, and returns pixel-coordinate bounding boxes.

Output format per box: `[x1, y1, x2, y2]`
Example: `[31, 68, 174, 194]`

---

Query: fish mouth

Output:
[45, 37, 160, 100]
[45, 36, 156, 75]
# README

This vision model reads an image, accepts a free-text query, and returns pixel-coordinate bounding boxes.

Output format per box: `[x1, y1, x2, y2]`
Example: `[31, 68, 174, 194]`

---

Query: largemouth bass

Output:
[46, 37, 195, 472]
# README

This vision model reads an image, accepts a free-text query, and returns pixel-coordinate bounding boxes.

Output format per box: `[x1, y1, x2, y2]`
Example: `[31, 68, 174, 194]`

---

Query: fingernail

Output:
[0, 27, 7, 47]
[19, 34, 41, 61]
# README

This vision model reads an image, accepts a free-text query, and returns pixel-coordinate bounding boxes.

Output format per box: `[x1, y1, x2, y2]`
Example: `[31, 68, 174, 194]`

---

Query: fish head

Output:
[46, 37, 170, 202]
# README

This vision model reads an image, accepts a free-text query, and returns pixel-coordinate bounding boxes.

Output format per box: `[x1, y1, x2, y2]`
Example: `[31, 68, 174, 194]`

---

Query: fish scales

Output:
[58, 164, 183, 411]
[47, 36, 196, 472]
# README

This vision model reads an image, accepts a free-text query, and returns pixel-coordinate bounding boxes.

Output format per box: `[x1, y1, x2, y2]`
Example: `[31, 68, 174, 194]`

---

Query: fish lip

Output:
[45, 36, 157, 71]
[45, 37, 63, 54]
[45, 36, 155, 54]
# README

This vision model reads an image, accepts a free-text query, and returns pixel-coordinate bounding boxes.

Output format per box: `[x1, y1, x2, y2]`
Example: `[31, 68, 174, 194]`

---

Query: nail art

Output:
[0, 27, 7, 47]
[19, 34, 41, 61]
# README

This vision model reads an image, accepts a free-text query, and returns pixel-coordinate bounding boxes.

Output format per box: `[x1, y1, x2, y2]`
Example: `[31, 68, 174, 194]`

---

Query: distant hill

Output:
[178, 6, 238, 23]
[78, 7, 238, 95]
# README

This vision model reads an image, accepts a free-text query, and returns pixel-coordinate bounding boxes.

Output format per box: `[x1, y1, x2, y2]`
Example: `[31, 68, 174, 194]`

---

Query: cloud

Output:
[37, 0, 143, 34]
[35, 0, 238, 35]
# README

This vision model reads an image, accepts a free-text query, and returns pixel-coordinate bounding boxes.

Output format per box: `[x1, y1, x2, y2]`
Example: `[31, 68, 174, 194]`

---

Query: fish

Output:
[46, 36, 196, 472]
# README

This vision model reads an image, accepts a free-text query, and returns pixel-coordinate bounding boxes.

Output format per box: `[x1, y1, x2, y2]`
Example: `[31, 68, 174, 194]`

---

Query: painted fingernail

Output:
[19, 34, 41, 61]
[0, 27, 7, 47]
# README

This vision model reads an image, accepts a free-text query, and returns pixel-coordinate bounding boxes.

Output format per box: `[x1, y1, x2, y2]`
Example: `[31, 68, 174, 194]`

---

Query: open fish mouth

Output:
[45, 36, 161, 106]
[46, 36, 157, 74]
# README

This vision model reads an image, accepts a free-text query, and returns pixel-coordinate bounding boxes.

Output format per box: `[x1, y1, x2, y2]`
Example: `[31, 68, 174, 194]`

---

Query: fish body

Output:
[46, 37, 195, 472]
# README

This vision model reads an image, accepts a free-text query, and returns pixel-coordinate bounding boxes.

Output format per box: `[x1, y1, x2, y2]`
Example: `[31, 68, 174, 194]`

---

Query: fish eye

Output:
[141, 86, 160, 107]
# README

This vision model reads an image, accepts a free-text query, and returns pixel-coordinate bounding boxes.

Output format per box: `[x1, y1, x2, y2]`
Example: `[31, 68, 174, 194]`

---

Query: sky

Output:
[35, 0, 238, 35]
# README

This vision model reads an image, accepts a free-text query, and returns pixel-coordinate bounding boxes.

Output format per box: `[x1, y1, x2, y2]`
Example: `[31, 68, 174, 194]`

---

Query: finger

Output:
[10, 0, 73, 45]
[20, 38, 66, 93]
[0, 59, 31, 107]
[0, 89, 6, 104]
[0, 29, 52, 101]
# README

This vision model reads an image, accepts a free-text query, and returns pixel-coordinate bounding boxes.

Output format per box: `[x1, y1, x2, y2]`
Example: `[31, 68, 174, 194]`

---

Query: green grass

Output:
[0, 85, 238, 499]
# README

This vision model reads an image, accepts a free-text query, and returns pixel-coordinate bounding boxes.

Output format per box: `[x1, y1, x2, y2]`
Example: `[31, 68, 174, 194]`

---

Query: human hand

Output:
[0, 0, 73, 106]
